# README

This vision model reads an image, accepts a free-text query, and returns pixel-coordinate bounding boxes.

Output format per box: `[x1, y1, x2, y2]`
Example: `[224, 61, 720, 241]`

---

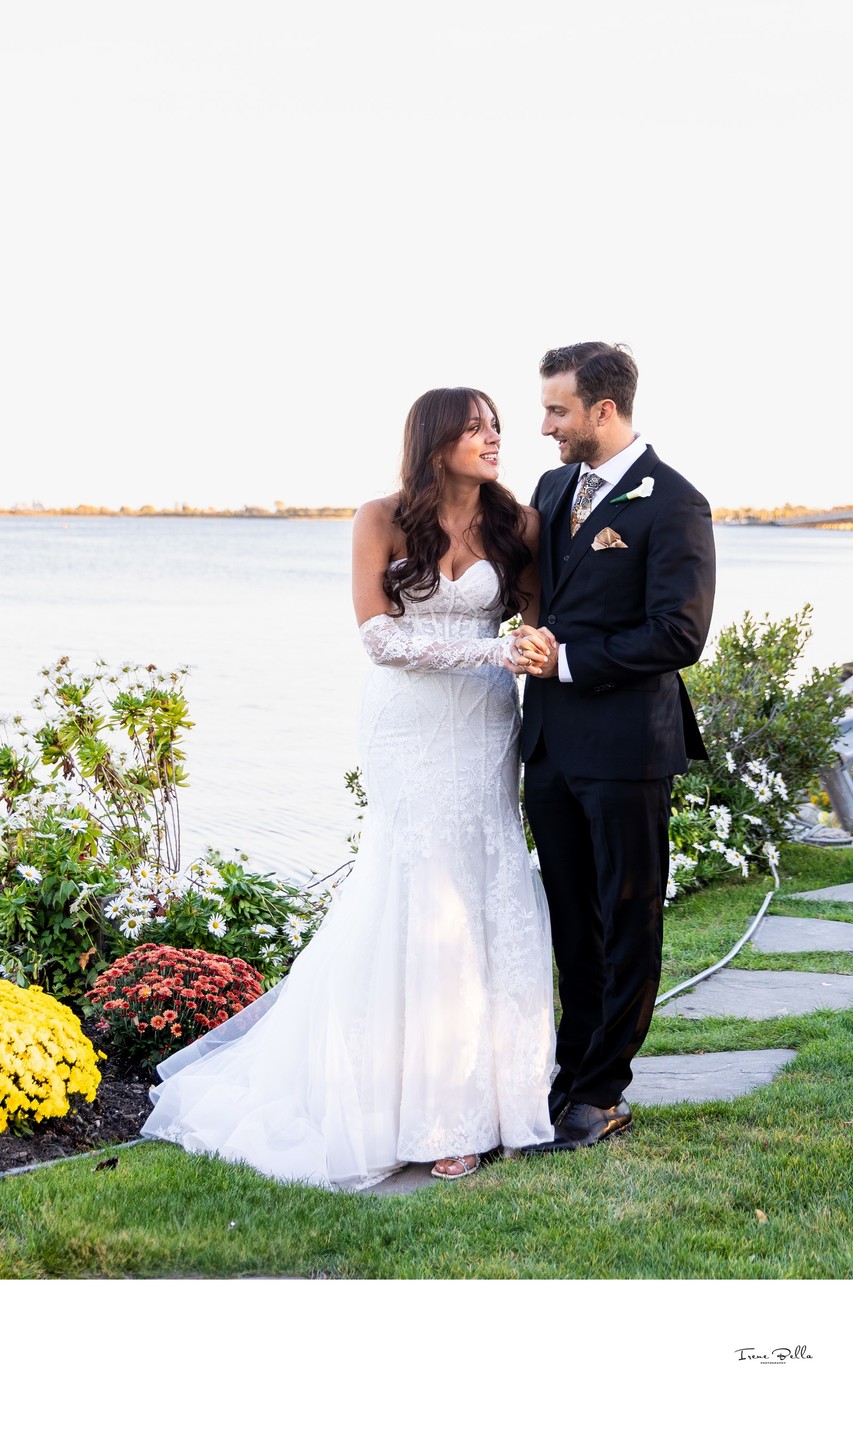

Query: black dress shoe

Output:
[558, 1099, 633, 1148]
[519, 1099, 633, 1155]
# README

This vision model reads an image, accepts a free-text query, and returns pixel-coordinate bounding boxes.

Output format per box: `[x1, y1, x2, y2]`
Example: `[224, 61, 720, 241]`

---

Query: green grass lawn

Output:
[2, 842, 853, 1280]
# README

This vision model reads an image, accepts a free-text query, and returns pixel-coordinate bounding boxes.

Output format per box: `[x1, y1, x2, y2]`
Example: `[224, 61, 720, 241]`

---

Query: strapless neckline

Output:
[439, 558, 492, 585]
[389, 557, 493, 585]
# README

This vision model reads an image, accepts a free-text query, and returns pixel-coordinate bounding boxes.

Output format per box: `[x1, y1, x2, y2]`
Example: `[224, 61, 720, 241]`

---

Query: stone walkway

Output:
[369, 879, 853, 1196]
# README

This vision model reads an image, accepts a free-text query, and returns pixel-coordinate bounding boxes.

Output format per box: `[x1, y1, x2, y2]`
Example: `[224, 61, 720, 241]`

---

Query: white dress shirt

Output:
[557, 433, 648, 682]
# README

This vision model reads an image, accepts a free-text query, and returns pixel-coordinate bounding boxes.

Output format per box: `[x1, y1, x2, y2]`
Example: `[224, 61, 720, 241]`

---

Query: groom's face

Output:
[541, 371, 602, 466]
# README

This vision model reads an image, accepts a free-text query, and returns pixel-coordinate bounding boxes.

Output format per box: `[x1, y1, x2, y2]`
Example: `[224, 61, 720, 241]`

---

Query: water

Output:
[1, 517, 850, 880]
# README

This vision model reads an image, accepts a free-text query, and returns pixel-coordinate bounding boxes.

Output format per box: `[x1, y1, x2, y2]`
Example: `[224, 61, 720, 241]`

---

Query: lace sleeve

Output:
[359, 613, 516, 671]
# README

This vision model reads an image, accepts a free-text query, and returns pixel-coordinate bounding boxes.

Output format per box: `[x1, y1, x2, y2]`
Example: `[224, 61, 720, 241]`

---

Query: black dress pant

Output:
[524, 738, 672, 1109]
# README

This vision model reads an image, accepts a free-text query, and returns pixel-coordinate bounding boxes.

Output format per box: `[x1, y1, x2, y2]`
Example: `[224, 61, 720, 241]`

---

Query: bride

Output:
[141, 387, 556, 1188]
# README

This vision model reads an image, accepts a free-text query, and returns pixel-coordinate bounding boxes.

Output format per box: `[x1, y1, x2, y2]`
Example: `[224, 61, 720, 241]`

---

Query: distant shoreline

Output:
[2, 504, 851, 529]
[712, 505, 853, 530]
[0, 506, 357, 520]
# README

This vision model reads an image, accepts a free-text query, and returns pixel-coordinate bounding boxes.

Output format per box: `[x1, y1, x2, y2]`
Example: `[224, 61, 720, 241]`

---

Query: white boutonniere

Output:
[610, 476, 655, 505]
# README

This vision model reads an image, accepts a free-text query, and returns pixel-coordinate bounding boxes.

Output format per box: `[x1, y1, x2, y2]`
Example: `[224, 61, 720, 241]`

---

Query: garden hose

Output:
[654, 860, 780, 1008]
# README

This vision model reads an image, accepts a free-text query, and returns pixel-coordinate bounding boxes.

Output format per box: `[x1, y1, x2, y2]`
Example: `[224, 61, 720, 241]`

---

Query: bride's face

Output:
[442, 400, 500, 485]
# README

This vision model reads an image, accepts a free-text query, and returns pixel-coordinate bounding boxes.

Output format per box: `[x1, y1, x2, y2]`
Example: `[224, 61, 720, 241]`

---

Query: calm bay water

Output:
[1, 517, 850, 880]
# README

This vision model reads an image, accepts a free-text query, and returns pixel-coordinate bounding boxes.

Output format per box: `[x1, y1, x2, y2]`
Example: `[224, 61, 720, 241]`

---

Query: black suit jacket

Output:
[521, 445, 716, 780]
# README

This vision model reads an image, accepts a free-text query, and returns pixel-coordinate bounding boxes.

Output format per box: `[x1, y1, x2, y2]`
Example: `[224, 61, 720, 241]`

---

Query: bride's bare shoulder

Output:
[353, 495, 404, 558]
[354, 494, 399, 531]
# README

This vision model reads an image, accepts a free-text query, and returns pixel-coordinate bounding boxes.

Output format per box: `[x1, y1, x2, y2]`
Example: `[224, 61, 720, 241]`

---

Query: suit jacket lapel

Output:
[550, 446, 660, 603]
[541, 465, 579, 593]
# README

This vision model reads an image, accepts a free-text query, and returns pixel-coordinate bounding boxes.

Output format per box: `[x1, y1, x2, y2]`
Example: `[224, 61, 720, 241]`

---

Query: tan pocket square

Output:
[592, 527, 628, 550]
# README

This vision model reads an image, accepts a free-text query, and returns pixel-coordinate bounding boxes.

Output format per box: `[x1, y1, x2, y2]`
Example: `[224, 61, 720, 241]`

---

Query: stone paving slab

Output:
[367, 1162, 438, 1196]
[790, 883, 853, 903]
[800, 828, 852, 846]
[624, 1049, 797, 1104]
[657, 969, 853, 1019]
[751, 915, 853, 953]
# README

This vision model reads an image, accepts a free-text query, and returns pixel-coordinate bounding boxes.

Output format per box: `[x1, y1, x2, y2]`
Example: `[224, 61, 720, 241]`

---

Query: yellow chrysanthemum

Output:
[0, 980, 103, 1133]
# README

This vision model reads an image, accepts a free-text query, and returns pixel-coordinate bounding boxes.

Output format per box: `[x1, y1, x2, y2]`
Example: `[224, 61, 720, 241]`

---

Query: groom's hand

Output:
[505, 625, 558, 678]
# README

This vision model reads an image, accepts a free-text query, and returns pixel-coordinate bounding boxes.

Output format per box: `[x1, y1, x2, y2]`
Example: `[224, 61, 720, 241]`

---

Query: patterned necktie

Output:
[570, 472, 606, 537]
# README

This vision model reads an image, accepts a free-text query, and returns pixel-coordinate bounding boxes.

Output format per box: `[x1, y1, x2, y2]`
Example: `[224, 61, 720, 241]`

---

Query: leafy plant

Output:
[0, 659, 337, 1004]
[343, 769, 367, 854]
[668, 607, 847, 898]
[4, 656, 192, 871]
[0, 802, 121, 1002]
[102, 852, 329, 989]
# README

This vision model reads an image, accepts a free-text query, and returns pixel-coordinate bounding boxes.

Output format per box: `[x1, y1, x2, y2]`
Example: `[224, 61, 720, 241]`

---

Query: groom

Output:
[513, 342, 715, 1151]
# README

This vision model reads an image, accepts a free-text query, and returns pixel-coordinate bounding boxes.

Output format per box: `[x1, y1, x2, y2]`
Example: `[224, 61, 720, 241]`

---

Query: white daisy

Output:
[119, 913, 145, 938]
[709, 805, 731, 840]
[60, 815, 89, 834]
[724, 847, 749, 877]
[251, 923, 277, 937]
[128, 897, 157, 915]
[158, 874, 186, 902]
[207, 914, 228, 937]
[103, 898, 127, 920]
[16, 864, 43, 883]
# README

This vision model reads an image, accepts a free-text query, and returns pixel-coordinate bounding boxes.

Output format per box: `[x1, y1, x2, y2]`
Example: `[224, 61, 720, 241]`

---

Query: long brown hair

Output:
[383, 387, 532, 617]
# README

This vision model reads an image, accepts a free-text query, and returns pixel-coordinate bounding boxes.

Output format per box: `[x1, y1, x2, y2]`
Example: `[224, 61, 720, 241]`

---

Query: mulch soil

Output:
[0, 1023, 153, 1175]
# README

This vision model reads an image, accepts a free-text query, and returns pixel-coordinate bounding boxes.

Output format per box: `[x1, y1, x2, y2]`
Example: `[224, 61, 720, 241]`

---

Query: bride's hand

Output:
[507, 625, 557, 676]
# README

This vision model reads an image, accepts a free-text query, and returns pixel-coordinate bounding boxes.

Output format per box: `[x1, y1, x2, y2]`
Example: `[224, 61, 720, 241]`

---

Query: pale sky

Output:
[1, 1, 850, 514]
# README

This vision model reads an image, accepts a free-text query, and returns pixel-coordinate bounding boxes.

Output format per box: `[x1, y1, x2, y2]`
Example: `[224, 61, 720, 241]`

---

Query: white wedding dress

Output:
[141, 561, 556, 1188]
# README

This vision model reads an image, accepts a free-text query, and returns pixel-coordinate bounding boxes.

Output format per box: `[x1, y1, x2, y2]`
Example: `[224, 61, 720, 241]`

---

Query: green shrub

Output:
[101, 852, 328, 990]
[669, 606, 847, 897]
[0, 660, 334, 1004]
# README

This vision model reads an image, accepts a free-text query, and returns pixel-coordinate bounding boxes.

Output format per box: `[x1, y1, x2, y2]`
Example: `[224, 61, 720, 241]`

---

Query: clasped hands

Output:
[505, 625, 558, 679]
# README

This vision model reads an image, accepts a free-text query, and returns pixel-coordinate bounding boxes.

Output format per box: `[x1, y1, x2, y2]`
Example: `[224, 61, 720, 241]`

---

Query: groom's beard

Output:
[559, 427, 601, 465]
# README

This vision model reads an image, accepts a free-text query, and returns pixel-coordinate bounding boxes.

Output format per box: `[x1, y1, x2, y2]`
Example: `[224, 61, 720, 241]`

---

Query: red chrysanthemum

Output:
[86, 944, 264, 1070]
